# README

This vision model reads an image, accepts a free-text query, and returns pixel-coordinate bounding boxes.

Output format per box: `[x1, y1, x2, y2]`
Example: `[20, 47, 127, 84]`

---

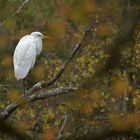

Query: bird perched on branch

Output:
[13, 31, 49, 95]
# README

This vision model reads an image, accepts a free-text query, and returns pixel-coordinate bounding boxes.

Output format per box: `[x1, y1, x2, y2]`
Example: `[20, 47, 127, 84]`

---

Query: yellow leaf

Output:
[16, 121, 31, 131]
[81, 103, 93, 115]
[4, 19, 17, 31]
[47, 19, 66, 38]
[97, 24, 113, 37]
[7, 90, 20, 102]
[90, 90, 102, 102]
[32, 64, 45, 81]
[0, 35, 9, 47]
[83, 0, 97, 13]
[2, 55, 12, 67]
[43, 128, 58, 140]
[108, 114, 128, 131]
[111, 79, 130, 96]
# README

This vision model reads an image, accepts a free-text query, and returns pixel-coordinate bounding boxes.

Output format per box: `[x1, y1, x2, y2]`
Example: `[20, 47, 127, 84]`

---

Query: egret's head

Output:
[31, 31, 52, 40]
[31, 31, 45, 39]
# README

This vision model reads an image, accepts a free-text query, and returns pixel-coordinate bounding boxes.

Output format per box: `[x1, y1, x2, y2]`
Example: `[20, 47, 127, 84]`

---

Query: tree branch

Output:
[57, 112, 68, 140]
[0, 20, 97, 120]
[0, 86, 77, 120]
[0, 0, 30, 27]
[26, 21, 97, 95]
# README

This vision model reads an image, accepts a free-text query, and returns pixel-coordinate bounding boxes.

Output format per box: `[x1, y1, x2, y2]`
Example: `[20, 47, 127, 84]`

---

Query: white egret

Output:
[13, 31, 48, 95]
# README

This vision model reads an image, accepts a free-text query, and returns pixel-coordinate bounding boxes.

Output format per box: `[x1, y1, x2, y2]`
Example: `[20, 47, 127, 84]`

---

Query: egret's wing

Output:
[13, 35, 37, 80]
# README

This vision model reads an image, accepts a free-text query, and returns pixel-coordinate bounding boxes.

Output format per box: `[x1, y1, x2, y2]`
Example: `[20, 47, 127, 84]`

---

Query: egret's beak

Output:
[43, 35, 52, 40]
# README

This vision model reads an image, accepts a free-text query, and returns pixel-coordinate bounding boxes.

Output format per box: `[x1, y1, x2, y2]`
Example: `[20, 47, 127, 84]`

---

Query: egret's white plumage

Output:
[13, 31, 44, 80]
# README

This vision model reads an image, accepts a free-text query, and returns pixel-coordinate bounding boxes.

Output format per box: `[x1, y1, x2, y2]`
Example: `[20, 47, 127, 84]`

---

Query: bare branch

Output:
[16, 0, 29, 14]
[0, 86, 77, 120]
[57, 112, 68, 140]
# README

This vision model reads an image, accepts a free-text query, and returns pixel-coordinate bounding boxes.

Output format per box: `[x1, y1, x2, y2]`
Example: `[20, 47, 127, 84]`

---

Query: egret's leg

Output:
[23, 78, 26, 96]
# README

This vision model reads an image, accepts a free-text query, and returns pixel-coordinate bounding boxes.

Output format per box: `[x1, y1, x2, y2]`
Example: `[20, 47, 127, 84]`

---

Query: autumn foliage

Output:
[0, 0, 140, 140]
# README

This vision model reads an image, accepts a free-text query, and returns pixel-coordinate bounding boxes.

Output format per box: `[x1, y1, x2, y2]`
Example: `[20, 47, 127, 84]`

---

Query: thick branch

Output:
[0, 20, 96, 120]
[0, 86, 77, 120]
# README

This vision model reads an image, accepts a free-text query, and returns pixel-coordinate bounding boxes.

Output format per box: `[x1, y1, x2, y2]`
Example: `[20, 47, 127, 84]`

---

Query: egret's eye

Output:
[38, 34, 43, 37]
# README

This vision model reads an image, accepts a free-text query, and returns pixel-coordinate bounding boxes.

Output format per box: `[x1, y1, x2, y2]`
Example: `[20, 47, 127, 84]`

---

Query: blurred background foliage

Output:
[0, 0, 140, 139]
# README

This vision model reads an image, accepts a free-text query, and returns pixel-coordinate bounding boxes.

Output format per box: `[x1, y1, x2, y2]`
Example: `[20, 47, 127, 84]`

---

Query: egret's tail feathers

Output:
[14, 67, 30, 80]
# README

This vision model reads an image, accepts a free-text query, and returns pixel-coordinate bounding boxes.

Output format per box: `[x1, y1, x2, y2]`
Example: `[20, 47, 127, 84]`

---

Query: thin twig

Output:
[17, 0, 29, 14]
[57, 112, 68, 140]
[0, 0, 29, 27]
[0, 84, 20, 87]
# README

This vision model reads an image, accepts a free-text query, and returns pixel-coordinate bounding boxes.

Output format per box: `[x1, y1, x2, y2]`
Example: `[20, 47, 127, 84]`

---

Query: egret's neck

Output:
[35, 38, 42, 55]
